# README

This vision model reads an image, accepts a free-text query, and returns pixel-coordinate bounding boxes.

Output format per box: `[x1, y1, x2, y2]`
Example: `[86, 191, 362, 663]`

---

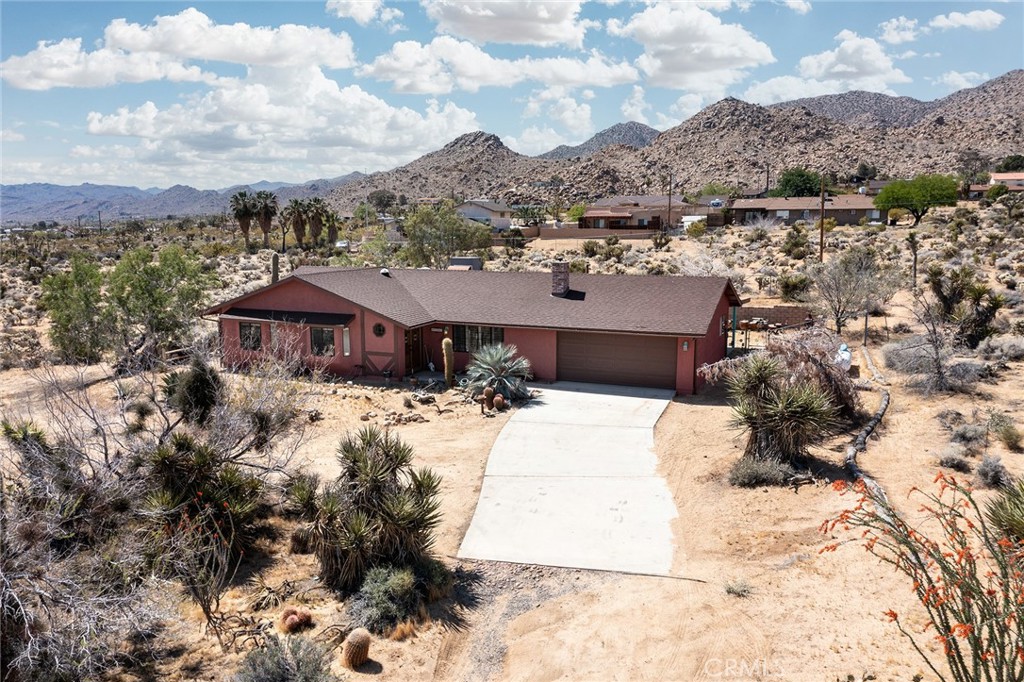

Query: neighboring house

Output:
[863, 180, 894, 195]
[204, 265, 741, 395]
[455, 199, 513, 230]
[579, 195, 691, 230]
[731, 195, 881, 226]
[989, 173, 1024, 190]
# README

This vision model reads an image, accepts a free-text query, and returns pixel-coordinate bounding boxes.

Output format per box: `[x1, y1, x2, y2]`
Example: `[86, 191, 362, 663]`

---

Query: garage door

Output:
[557, 332, 677, 389]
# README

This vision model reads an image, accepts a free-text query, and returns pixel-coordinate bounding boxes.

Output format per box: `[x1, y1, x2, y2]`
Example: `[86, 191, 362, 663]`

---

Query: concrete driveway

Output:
[457, 382, 677, 575]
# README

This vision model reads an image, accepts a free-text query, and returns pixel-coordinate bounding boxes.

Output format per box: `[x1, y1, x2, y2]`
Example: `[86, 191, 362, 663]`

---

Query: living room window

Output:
[453, 325, 504, 353]
[239, 322, 262, 351]
[310, 327, 334, 356]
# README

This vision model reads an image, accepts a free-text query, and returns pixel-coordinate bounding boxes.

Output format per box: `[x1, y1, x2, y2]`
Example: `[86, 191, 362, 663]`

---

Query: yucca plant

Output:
[464, 343, 532, 402]
[987, 479, 1024, 541]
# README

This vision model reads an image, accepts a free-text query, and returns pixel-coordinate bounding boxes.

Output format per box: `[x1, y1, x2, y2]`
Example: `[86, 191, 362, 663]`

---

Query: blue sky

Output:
[1, 1, 1021, 190]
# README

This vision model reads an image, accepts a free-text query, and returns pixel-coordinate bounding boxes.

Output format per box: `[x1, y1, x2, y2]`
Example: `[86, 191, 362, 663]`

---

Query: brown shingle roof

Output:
[733, 195, 877, 211]
[209, 268, 740, 337]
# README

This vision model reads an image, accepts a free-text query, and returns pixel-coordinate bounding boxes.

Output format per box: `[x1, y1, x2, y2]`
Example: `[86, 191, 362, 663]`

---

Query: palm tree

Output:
[229, 191, 256, 247]
[282, 198, 308, 247]
[324, 208, 341, 245]
[253, 190, 279, 249]
[306, 197, 327, 245]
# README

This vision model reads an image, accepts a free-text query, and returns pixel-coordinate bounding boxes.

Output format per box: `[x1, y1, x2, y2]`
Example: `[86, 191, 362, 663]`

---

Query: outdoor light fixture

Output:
[682, 341, 689, 351]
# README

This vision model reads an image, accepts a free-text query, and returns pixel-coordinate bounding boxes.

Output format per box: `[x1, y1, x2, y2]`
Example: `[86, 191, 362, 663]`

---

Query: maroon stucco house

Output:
[204, 263, 741, 394]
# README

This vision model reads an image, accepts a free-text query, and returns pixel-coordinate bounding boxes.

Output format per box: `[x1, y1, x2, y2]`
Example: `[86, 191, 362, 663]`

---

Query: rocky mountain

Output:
[1, 173, 366, 224]
[769, 91, 931, 128]
[537, 122, 661, 160]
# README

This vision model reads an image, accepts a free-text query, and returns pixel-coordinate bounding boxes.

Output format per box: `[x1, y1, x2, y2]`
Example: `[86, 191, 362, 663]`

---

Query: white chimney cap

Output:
[380, 268, 390, 277]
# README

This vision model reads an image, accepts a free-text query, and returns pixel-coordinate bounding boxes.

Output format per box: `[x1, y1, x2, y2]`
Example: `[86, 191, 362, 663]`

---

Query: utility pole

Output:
[98, 210, 102, 230]
[666, 170, 673, 233]
[818, 174, 826, 262]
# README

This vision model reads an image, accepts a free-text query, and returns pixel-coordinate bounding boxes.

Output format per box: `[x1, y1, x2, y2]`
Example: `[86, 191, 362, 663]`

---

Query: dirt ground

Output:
[3, 346, 1021, 681]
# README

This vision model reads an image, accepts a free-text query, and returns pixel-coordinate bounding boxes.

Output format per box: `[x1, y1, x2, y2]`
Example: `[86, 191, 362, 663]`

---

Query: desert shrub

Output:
[233, 634, 334, 682]
[986, 479, 1024, 541]
[778, 272, 811, 301]
[882, 337, 944, 374]
[938, 452, 973, 473]
[686, 220, 707, 238]
[724, 580, 753, 598]
[977, 455, 1013, 489]
[347, 566, 420, 635]
[569, 259, 588, 274]
[650, 232, 670, 250]
[464, 343, 532, 402]
[744, 226, 769, 243]
[951, 423, 987, 449]
[284, 472, 321, 520]
[581, 240, 600, 257]
[987, 184, 1009, 201]
[781, 223, 809, 259]
[976, 335, 1024, 361]
[831, 476, 1024, 680]
[728, 457, 795, 487]
[989, 412, 1023, 452]
[305, 427, 442, 592]
[891, 322, 912, 334]
[165, 356, 223, 425]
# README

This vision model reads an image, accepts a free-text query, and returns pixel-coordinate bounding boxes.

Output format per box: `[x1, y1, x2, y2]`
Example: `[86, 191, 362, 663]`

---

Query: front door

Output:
[405, 328, 422, 373]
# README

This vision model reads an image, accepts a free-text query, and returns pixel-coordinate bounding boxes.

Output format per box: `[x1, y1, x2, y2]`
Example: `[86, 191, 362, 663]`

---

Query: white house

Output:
[455, 199, 513, 230]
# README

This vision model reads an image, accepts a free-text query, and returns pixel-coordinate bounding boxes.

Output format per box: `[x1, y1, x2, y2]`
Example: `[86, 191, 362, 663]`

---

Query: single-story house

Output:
[578, 195, 692, 230]
[204, 265, 741, 395]
[989, 173, 1024, 190]
[455, 199, 513, 230]
[732, 195, 882, 226]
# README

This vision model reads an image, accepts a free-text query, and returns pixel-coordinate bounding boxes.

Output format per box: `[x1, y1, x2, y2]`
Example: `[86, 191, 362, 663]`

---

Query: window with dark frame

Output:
[452, 325, 504, 353]
[239, 322, 262, 351]
[311, 327, 335, 356]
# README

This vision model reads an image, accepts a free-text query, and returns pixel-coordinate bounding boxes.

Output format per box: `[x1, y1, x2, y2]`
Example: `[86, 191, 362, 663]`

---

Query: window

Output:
[239, 322, 262, 351]
[311, 327, 334, 356]
[373, 323, 386, 337]
[342, 327, 351, 357]
[776, 210, 789, 219]
[453, 325, 503, 353]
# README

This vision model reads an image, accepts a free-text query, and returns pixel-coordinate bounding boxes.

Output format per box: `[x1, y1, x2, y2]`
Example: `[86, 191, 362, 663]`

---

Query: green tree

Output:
[809, 246, 899, 335]
[566, 203, 587, 221]
[987, 184, 1010, 201]
[229, 191, 256, 248]
[402, 203, 491, 269]
[700, 181, 734, 196]
[874, 174, 958, 227]
[367, 189, 397, 216]
[107, 246, 215, 357]
[769, 167, 822, 197]
[281, 198, 308, 247]
[253, 190, 279, 249]
[40, 255, 109, 363]
[353, 202, 375, 227]
[854, 161, 878, 181]
[306, 197, 327, 245]
[956, 149, 991, 185]
[995, 154, 1024, 172]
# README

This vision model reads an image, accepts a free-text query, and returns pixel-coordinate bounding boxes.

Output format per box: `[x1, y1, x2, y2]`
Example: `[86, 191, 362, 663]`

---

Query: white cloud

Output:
[895, 50, 917, 59]
[326, 1, 404, 32]
[929, 10, 1004, 31]
[359, 37, 637, 93]
[782, 0, 812, 15]
[505, 125, 568, 156]
[607, 4, 774, 93]
[878, 16, 919, 44]
[1, 9, 356, 91]
[743, 30, 911, 104]
[521, 87, 593, 135]
[620, 86, 650, 124]
[931, 70, 990, 91]
[422, 0, 597, 49]
[1, 129, 26, 142]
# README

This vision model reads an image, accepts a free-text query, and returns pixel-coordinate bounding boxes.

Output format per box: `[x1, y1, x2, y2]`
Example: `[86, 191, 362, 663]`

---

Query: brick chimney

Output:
[551, 260, 569, 297]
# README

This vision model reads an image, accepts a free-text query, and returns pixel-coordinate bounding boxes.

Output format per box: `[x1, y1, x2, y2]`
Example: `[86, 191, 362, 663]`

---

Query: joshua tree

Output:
[230, 190, 256, 247]
[253, 190, 279, 249]
[905, 231, 920, 285]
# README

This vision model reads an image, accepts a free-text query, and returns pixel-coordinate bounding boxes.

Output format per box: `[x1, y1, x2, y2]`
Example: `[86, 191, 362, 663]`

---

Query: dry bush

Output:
[234, 634, 334, 682]
[728, 458, 796, 487]
[977, 335, 1024, 361]
[937, 452, 973, 473]
[977, 455, 1014, 489]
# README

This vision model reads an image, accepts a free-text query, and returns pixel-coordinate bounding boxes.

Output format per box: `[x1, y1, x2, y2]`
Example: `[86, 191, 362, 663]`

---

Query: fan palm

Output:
[229, 190, 256, 247]
[253, 190, 279, 249]
[324, 208, 340, 244]
[282, 198, 308, 247]
[465, 343, 533, 401]
[306, 197, 327, 245]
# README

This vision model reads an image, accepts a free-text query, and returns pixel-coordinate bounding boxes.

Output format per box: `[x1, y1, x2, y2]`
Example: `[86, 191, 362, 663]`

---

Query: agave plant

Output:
[464, 343, 532, 401]
[986, 479, 1024, 541]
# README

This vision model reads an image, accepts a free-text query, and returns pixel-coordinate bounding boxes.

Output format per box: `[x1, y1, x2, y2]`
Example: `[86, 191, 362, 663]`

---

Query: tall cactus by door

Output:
[442, 337, 455, 387]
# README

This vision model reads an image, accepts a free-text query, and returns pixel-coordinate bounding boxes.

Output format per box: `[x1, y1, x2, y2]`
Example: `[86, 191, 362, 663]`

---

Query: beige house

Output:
[732, 195, 882, 226]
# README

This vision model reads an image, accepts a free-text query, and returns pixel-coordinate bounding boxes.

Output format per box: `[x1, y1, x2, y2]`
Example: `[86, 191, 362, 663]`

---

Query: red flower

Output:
[884, 610, 898, 622]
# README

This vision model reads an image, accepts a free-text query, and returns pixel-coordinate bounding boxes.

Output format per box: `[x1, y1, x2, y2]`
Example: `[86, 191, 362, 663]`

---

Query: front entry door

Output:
[405, 329, 422, 373]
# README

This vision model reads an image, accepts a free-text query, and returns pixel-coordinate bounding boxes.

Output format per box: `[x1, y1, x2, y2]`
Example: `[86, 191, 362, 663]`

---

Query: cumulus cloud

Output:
[929, 10, 1004, 31]
[620, 86, 650, 124]
[878, 16, 919, 44]
[326, 0, 404, 31]
[422, 0, 597, 49]
[782, 0, 812, 15]
[743, 30, 910, 104]
[521, 86, 594, 137]
[359, 37, 637, 93]
[1, 129, 26, 142]
[505, 125, 569, 156]
[607, 3, 774, 92]
[1, 9, 356, 91]
[931, 70, 990, 91]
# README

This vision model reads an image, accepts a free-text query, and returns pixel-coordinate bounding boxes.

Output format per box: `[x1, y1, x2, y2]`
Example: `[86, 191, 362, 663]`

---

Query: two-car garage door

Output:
[556, 331, 677, 389]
